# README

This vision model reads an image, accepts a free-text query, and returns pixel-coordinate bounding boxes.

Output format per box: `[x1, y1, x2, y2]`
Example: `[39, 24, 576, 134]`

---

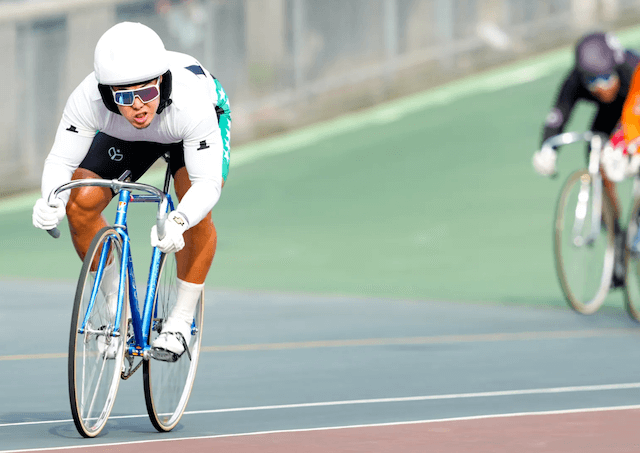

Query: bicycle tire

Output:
[553, 169, 616, 314]
[625, 197, 640, 321]
[68, 226, 128, 438]
[143, 253, 204, 432]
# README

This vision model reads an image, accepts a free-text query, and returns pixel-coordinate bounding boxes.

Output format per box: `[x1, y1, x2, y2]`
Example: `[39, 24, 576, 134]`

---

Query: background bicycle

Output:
[544, 131, 640, 320]
[48, 166, 204, 438]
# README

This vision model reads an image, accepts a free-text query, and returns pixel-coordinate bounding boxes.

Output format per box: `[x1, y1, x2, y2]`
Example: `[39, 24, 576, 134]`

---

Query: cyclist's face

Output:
[113, 76, 161, 129]
[590, 75, 621, 104]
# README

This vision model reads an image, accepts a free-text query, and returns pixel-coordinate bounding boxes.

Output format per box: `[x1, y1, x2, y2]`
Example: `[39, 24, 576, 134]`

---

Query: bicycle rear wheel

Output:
[143, 253, 204, 432]
[68, 227, 128, 438]
[554, 169, 615, 314]
[625, 197, 640, 321]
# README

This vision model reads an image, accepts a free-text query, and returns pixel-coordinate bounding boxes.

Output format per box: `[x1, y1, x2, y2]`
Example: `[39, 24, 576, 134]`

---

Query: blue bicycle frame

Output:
[49, 169, 174, 358]
[109, 188, 174, 357]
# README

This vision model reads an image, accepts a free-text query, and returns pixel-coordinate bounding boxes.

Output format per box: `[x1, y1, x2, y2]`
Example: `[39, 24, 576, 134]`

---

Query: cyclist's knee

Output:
[184, 215, 216, 247]
[67, 186, 112, 225]
[189, 215, 215, 236]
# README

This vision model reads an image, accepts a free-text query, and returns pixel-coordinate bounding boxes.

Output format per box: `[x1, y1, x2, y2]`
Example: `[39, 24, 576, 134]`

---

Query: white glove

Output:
[32, 197, 65, 230]
[150, 211, 189, 254]
[602, 142, 628, 182]
[532, 148, 557, 176]
[629, 153, 640, 178]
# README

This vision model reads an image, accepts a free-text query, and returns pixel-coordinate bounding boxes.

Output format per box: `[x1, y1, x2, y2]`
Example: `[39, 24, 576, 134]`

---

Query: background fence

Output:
[2, 0, 640, 195]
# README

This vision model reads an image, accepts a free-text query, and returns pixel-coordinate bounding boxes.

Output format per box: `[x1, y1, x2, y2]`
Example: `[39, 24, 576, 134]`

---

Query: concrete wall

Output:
[2, 0, 640, 195]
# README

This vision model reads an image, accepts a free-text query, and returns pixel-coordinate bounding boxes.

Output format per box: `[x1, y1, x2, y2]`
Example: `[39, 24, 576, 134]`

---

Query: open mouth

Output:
[133, 112, 147, 124]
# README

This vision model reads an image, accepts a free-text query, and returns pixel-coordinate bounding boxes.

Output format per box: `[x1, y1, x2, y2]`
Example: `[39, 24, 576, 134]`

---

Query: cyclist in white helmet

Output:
[31, 22, 231, 358]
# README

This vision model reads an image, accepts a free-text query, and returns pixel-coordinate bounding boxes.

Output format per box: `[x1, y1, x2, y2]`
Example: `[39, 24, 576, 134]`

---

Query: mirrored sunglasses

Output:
[112, 81, 160, 106]
[586, 73, 618, 91]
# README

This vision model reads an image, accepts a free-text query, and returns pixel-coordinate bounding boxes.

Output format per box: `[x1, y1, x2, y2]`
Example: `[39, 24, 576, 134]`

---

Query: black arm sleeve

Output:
[616, 50, 640, 96]
[540, 71, 583, 148]
[623, 49, 640, 74]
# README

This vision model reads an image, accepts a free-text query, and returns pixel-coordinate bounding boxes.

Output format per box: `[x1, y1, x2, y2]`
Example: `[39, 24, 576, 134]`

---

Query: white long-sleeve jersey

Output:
[41, 51, 227, 228]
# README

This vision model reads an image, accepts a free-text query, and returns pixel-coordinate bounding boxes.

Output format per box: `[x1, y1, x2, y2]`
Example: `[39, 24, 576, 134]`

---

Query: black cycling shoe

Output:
[611, 274, 626, 289]
[612, 228, 627, 289]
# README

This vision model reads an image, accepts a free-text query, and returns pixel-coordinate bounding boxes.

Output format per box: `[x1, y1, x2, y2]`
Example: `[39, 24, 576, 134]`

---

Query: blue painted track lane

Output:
[2, 279, 640, 450]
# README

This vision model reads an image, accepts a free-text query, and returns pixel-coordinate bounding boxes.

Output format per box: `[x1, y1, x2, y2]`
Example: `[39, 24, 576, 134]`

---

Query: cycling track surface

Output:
[8, 25, 640, 452]
[3, 279, 640, 452]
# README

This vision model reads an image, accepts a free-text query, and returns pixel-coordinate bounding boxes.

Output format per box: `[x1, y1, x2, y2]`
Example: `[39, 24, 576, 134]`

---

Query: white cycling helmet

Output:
[94, 22, 169, 86]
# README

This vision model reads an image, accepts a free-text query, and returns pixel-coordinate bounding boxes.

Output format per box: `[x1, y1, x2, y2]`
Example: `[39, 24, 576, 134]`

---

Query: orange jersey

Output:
[622, 65, 640, 149]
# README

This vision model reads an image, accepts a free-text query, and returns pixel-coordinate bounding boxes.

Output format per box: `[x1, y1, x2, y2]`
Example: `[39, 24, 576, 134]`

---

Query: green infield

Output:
[6, 26, 640, 311]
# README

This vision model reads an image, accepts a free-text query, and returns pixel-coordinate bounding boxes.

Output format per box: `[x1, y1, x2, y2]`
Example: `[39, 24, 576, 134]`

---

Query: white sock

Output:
[91, 260, 120, 317]
[164, 278, 203, 336]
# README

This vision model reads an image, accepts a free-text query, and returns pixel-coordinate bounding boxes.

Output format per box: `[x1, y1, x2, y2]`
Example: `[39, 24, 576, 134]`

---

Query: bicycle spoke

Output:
[69, 228, 127, 438]
[86, 355, 109, 423]
[625, 199, 640, 321]
[554, 169, 615, 314]
[143, 253, 203, 432]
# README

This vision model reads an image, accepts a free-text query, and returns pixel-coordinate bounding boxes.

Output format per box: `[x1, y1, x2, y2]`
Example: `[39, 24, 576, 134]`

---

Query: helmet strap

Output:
[156, 70, 173, 114]
[98, 83, 121, 115]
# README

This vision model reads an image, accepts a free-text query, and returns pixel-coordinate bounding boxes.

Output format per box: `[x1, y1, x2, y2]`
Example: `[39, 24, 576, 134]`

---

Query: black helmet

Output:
[575, 32, 624, 85]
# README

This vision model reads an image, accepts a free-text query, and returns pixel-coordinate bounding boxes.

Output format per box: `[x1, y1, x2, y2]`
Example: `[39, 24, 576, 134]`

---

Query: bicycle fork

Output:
[631, 176, 640, 253]
[571, 135, 604, 248]
[571, 172, 602, 247]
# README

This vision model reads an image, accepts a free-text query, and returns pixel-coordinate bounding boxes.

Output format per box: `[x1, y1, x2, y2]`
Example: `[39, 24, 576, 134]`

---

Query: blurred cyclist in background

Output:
[601, 54, 640, 192]
[31, 22, 231, 360]
[533, 31, 640, 287]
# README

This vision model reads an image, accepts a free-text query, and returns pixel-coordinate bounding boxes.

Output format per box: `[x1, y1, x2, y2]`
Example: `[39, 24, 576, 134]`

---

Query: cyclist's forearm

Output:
[541, 126, 564, 148]
[180, 111, 225, 226]
[540, 83, 576, 148]
[541, 108, 570, 148]
[41, 159, 76, 205]
[176, 179, 221, 227]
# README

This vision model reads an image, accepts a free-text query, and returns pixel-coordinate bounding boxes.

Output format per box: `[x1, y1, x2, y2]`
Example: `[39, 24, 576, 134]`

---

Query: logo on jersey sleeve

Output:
[66, 125, 78, 133]
[545, 108, 563, 128]
[605, 33, 624, 64]
[197, 140, 210, 150]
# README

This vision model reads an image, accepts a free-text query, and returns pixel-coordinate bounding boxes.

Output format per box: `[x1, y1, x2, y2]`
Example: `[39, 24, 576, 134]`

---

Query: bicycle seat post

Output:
[118, 170, 132, 182]
[110, 170, 133, 195]
[162, 155, 172, 194]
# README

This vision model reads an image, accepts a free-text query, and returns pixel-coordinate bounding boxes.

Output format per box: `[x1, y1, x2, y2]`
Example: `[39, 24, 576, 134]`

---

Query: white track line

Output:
[4, 403, 640, 452]
[2, 382, 640, 429]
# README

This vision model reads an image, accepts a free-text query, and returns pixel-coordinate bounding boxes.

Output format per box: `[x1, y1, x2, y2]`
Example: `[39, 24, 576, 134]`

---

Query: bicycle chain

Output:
[121, 356, 143, 380]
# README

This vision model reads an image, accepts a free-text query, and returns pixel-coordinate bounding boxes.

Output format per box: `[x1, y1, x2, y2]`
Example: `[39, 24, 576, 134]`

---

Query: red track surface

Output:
[29, 408, 640, 453]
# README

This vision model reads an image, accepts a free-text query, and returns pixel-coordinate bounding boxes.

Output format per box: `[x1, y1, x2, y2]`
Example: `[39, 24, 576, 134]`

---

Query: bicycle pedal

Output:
[148, 347, 179, 363]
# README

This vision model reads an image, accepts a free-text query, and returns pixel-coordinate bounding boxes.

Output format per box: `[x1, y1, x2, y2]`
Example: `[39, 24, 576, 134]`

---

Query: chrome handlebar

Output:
[540, 131, 603, 152]
[541, 131, 609, 177]
[46, 178, 169, 240]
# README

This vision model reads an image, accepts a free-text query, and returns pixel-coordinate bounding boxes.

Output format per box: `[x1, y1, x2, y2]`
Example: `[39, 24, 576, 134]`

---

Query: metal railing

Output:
[2, 0, 640, 195]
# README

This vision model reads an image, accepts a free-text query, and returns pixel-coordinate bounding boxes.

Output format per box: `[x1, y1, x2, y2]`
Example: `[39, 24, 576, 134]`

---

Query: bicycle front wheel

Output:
[68, 227, 128, 438]
[554, 169, 615, 314]
[143, 253, 204, 432]
[625, 197, 640, 321]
